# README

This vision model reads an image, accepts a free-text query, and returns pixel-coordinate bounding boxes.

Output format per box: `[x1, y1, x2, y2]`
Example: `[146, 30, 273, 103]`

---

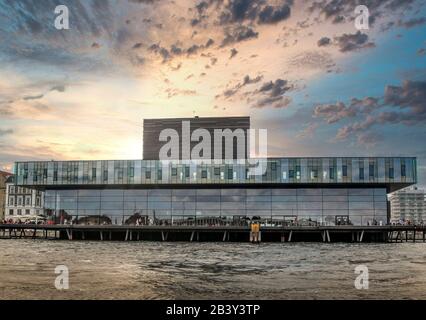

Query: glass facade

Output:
[14, 157, 417, 187]
[13, 157, 417, 226]
[42, 187, 388, 226]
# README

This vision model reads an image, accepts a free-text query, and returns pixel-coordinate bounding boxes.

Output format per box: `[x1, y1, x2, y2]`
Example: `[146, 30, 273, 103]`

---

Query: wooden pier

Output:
[1, 224, 425, 243]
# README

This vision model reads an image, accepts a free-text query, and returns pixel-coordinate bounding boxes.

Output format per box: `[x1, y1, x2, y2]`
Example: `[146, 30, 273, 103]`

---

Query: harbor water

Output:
[0, 240, 425, 299]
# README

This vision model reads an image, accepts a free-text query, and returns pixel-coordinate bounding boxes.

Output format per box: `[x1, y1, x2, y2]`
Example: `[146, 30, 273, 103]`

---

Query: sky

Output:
[0, 0, 425, 186]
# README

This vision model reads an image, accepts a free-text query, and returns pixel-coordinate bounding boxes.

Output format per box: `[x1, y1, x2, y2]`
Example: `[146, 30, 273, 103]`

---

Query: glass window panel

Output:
[298, 210, 322, 216]
[271, 195, 297, 202]
[359, 167, 364, 180]
[323, 210, 349, 216]
[101, 202, 124, 210]
[246, 195, 270, 202]
[196, 202, 221, 210]
[172, 196, 196, 202]
[389, 168, 394, 179]
[349, 202, 374, 210]
[374, 195, 386, 202]
[247, 210, 271, 216]
[271, 189, 296, 196]
[322, 189, 347, 196]
[375, 216, 387, 224]
[246, 189, 270, 196]
[374, 201, 387, 209]
[196, 196, 221, 202]
[45, 190, 56, 197]
[369, 164, 375, 177]
[58, 202, 78, 210]
[298, 202, 322, 210]
[362, 216, 374, 226]
[57, 190, 78, 197]
[148, 196, 171, 202]
[197, 189, 220, 196]
[349, 216, 362, 225]
[221, 202, 245, 210]
[349, 209, 374, 215]
[374, 188, 386, 196]
[101, 190, 124, 196]
[323, 202, 349, 210]
[297, 195, 322, 202]
[78, 202, 101, 210]
[124, 190, 148, 196]
[76, 209, 100, 216]
[124, 196, 148, 201]
[349, 195, 374, 202]
[172, 202, 185, 210]
[246, 202, 271, 210]
[78, 196, 100, 202]
[348, 189, 372, 196]
[375, 209, 387, 216]
[183, 202, 196, 209]
[221, 195, 246, 202]
[272, 202, 297, 210]
[401, 164, 406, 177]
[173, 189, 196, 196]
[272, 210, 297, 215]
[222, 189, 245, 196]
[101, 196, 123, 202]
[124, 202, 147, 209]
[221, 210, 246, 216]
[148, 189, 172, 196]
[148, 202, 171, 209]
[196, 210, 222, 216]
[78, 190, 101, 197]
[297, 189, 321, 196]
[154, 210, 171, 216]
[322, 195, 348, 202]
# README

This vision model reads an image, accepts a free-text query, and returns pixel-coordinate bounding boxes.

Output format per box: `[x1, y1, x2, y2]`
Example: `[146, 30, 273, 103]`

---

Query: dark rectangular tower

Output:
[143, 116, 250, 160]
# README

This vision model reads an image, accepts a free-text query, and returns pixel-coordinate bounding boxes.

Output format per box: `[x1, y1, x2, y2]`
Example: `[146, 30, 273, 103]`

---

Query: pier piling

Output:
[359, 230, 364, 243]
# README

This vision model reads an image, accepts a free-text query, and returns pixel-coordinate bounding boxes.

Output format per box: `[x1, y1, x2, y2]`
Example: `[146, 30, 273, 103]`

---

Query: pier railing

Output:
[1, 223, 425, 243]
[4, 214, 403, 227]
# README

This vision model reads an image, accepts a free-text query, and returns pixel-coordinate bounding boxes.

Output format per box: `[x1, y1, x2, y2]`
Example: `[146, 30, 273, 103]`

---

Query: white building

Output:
[0, 170, 13, 220]
[389, 186, 426, 224]
[4, 176, 44, 222]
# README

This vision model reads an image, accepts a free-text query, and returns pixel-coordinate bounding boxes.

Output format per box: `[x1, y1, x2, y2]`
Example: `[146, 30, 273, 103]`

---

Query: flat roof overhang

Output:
[17, 182, 414, 193]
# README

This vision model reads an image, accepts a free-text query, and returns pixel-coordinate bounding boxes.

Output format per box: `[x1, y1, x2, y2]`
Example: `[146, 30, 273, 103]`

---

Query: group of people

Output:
[392, 219, 424, 226]
[1, 219, 17, 224]
[366, 219, 381, 226]
[1, 218, 46, 225]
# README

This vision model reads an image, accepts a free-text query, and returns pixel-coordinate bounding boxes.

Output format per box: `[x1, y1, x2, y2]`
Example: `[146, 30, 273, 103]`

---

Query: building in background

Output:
[0, 170, 13, 221]
[143, 116, 250, 160]
[390, 186, 425, 224]
[4, 176, 44, 223]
